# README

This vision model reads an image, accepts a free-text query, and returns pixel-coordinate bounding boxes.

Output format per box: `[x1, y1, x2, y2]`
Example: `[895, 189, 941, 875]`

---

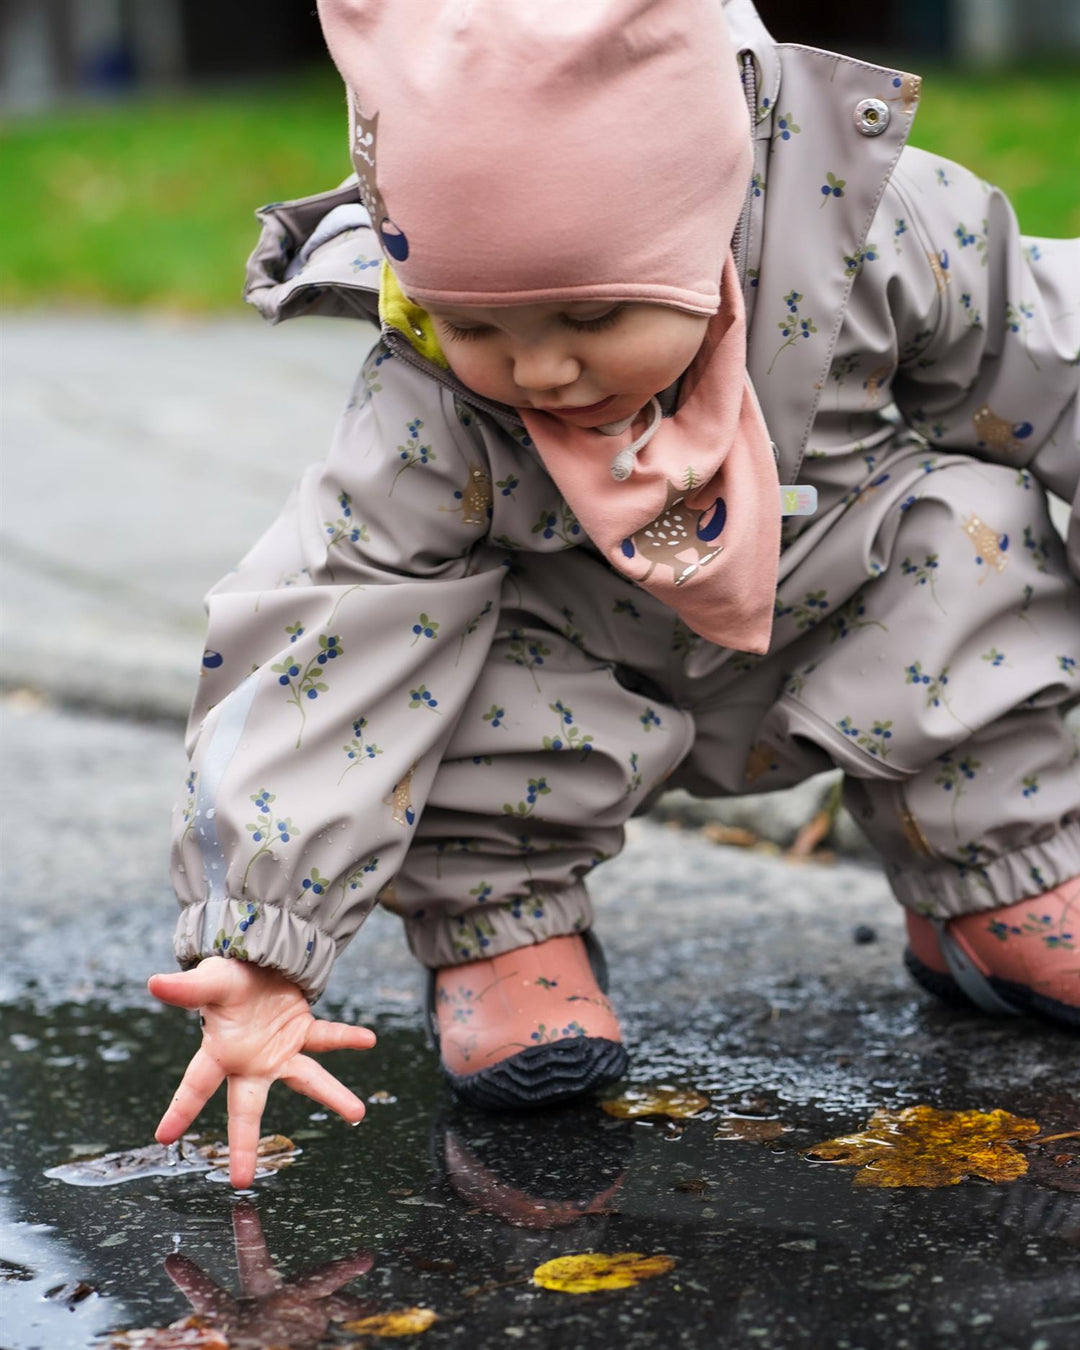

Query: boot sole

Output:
[445, 1036, 629, 1111]
[904, 948, 1080, 1029]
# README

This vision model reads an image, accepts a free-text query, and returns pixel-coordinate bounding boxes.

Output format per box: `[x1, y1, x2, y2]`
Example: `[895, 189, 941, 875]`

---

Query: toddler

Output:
[150, 0, 1079, 1188]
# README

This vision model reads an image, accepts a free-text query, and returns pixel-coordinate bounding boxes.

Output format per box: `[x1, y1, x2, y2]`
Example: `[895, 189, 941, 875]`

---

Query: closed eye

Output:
[561, 306, 624, 332]
[440, 321, 492, 343]
[439, 306, 625, 342]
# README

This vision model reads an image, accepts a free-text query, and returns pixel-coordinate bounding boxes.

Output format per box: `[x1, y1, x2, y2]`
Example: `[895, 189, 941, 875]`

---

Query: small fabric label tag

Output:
[780, 485, 818, 516]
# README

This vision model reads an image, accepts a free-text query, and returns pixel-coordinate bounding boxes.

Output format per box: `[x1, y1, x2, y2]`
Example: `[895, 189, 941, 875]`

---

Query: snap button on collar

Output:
[854, 97, 890, 136]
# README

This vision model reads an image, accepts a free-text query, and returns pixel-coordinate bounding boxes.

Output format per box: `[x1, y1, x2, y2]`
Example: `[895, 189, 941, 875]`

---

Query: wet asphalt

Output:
[2, 696, 1078, 1350]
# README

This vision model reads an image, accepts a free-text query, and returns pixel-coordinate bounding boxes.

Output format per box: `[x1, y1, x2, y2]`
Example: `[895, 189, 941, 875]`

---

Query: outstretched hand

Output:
[148, 957, 376, 1187]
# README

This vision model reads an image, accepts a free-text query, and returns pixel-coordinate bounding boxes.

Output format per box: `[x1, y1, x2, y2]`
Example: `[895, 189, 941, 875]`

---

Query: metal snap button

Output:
[854, 98, 890, 136]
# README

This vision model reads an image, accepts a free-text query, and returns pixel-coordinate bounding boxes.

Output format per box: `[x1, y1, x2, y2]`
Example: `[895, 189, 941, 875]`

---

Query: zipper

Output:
[731, 51, 757, 293]
[381, 325, 528, 429]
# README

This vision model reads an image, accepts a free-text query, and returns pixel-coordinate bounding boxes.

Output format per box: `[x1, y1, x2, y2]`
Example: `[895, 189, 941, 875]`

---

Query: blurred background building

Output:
[3, 0, 1079, 112]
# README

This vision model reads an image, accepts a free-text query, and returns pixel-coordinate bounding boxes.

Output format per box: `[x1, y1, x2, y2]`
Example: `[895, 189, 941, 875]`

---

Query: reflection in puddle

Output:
[3, 1000, 1079, 1349]
[103, 1203, 375, 1350]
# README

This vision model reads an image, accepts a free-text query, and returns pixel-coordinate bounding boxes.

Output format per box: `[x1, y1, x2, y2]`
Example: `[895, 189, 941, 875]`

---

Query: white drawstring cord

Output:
[599, 397, 663, 481]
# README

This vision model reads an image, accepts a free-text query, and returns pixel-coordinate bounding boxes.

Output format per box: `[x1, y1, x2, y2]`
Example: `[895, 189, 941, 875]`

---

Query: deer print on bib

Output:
[620, 481, 727, 587]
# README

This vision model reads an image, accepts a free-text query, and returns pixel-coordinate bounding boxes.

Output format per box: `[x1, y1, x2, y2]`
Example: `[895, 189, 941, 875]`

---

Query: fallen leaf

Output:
[804, 1106, 1040, 1187]
[701, 823, 760, 849]
[100, 1315, 229, 1348]
[46, 1135, 299, 1188]
[601, 1085, 709, 1120]
[786, 809, 833, 858]
[45, 1279, 95, 1307]
[714, 1117, 791, 1142]
[673, 1178, 709, 1195]
[1022, 1128, 1080, 1194]
[342, 1307, 438, 1337]
[198, 1134, 297, 1165]
[198, 1135, 300, 1183]
[532, 1252, 675, 1293]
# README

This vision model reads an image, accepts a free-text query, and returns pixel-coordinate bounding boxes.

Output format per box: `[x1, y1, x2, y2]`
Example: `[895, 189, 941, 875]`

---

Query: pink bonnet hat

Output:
[316, 0, 753, 315]
[316, 0, 782, 655]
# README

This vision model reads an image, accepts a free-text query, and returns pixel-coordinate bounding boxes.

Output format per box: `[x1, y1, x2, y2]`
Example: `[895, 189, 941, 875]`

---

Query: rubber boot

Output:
[427, 932, 629, 1110]
[904, 875, 1080, 1028]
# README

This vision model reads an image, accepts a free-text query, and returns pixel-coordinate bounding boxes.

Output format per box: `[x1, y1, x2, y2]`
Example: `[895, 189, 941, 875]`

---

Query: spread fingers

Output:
[280, 1053, 366, 1125]
[303, 1020, 377, 1054]
[155, 1048, 224, 1145]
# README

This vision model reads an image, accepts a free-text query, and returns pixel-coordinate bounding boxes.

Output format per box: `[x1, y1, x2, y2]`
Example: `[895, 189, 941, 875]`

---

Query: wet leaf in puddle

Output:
[601, 1085, 709, 1120]
[44, 1279, 95, 1307]
[199, 1133, 300, 1183]
[533, 1252, 675, 1293]
[46, 1139, 209, 1186]
[45, 1134, 299, 1187]
[342, 1307, 438, 1336]
[804, 1106, 1040, 1187]
[1022, 1129, 1080, 1194]
[100, 1314, 229, 1348]
[713, 1116, 791, 1142]
[0, 1257, 34, 1283]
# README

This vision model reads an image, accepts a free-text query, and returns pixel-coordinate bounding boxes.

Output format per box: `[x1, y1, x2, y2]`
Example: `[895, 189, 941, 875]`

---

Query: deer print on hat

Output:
[351, 97, 410, 262]
[620, 482, 727, 587]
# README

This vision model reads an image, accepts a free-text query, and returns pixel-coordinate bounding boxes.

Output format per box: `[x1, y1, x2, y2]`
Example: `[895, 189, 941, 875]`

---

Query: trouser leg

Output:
[384, 616, 694, 967]
[743, 456, 1080, 913]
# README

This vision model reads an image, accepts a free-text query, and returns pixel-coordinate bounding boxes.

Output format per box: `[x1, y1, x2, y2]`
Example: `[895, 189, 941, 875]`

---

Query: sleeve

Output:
[886, 145, 1080, 576]
[170, 340, 503, 999]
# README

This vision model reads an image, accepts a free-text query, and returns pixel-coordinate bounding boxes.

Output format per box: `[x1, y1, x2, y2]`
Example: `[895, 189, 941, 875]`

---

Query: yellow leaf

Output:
[342, 1307, 438, 1337]
[600, 1085, 708, 1120]
[805, 1105, 1040, 1187]
[532, 1252, 675, 1293]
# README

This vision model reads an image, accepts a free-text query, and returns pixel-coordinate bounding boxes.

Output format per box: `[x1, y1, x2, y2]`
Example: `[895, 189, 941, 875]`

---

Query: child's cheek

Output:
[443, 346, 498, 399]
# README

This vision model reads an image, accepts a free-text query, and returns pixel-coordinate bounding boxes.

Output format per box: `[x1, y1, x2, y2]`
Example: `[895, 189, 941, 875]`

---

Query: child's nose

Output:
[511, 344, 581, 393]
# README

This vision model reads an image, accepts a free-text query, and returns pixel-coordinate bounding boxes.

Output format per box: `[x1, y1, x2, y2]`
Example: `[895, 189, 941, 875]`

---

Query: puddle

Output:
[2, 1000, 1079, 1350]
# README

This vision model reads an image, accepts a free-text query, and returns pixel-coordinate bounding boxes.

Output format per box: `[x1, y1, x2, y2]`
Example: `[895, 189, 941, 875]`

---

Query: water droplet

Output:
[206, 807, 216, 820]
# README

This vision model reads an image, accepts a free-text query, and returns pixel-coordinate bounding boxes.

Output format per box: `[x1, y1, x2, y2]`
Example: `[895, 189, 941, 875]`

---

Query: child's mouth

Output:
[538, 396, 615, 417]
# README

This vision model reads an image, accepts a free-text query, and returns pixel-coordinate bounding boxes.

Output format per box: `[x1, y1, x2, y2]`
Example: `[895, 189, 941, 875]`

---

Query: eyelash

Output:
[441, 307, 624, 342]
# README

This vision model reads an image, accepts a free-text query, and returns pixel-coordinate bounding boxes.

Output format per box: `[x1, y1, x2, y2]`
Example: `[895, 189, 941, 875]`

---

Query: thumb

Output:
[148, 959, 239, 1010]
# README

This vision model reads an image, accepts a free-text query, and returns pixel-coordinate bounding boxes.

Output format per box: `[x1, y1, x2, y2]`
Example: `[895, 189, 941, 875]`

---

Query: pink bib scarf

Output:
[317, 0, 780, 652]
[520, 254, 778, 653]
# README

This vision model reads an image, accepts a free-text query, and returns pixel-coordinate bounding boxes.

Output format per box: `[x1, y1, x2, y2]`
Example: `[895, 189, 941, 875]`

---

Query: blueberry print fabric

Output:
[175, 0, 1079, 996]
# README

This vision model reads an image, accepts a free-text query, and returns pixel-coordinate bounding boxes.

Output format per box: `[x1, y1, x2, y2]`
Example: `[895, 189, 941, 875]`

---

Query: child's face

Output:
[424, 300, 710, 428]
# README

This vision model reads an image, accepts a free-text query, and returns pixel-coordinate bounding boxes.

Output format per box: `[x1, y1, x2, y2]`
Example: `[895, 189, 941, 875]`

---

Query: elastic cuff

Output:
[888, 821, 1080, 919]
[173, 898, 337, 1002]
[404, 883, 595, 968]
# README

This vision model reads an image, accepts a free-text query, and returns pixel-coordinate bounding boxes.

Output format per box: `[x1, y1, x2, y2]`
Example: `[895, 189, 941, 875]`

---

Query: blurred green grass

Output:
[0, 65, 1076, 311]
